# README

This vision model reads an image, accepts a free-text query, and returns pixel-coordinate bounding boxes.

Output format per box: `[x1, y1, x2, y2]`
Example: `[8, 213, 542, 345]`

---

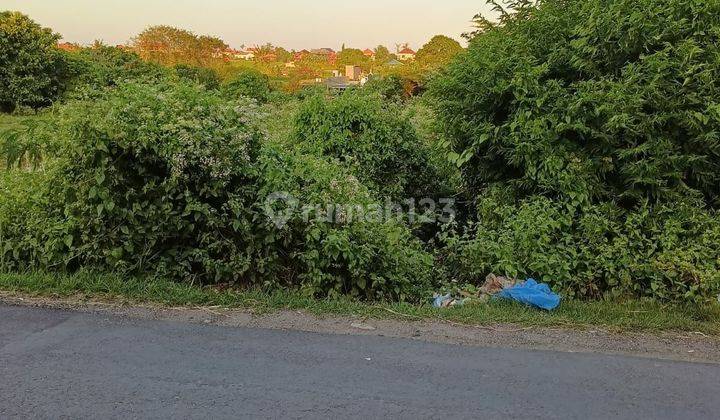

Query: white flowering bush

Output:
[52, 82, 267, 282]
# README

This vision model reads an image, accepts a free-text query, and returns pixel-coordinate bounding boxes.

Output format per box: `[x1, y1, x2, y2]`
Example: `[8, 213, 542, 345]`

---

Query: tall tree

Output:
[336, 48, 369, 71]
[198, 35, 228, 63]
[374, 45, 392, 64]
[0, 11, 66, 112]
[416, 35, 463, 72]
[133, 25, 227, 66]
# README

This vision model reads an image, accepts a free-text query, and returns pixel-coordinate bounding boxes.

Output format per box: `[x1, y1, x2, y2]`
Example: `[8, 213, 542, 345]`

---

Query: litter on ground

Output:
[432, 274, 561, 311]
[497, 279, 561, 311]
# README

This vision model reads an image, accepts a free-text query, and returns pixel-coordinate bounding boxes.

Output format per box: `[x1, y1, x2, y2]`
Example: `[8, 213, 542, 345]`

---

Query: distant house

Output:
[222, 48, 255, 61]
[397, 47, 416, 61]
[311, 48, 337, 64]
[294, 49, 310, 61]
[385, 58, 403, 67]
[363, 48, 375, 60]
[345, 65, 363, 81]
[325, 76, 351, 92]
[57, 42, 80, 52]
[311, 48, 335, 55]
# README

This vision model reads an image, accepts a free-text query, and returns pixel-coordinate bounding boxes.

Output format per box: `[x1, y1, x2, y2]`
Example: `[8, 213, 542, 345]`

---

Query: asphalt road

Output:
[1, 305, 718, 419]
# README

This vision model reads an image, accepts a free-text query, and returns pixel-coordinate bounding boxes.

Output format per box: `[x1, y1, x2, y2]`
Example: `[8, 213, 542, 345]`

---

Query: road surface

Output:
[1, 304, 718, 419]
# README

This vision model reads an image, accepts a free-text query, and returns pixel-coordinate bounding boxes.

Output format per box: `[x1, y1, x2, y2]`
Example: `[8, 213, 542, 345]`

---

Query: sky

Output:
[1, 0, 492, 50]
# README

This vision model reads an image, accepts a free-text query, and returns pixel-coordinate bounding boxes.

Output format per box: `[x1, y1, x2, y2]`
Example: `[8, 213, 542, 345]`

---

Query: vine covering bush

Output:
[430, 0, 720, 302]
[0, 82, 435, 300]
[293, 92, 447, 201]
[222, 69, 272, 103]
[431, 0, 720, 207]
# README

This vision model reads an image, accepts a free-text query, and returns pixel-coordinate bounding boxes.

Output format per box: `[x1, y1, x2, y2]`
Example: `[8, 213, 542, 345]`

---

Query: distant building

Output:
[385, 58, 403, 67]
[311, 48, 335, 55]
[363, 48, 375, 60]
[294, 49, 310, 61]
[311, 48, 337, 64]
[325, 76, 351, 92]
[57, 42, 80, 52]
[221, 48, 255, 61]
[397, 47, 416, 61]
[345, 65, 363, 81]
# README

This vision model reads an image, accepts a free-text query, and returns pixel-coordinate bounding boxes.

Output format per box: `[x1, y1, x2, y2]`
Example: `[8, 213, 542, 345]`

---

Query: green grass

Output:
[1, 271, 719, 335]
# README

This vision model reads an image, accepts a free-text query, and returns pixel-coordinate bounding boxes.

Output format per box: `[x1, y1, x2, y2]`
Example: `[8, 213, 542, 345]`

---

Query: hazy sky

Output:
[1, 0, 491, 50]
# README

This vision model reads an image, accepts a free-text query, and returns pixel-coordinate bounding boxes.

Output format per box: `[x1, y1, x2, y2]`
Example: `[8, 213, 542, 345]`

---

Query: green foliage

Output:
[430, 0, 720, 208]
[0, 11, 67, 112]
[0, 83, 435, 301]
[415, 35, 463, 73]
[46, 82, 265, 283]
[363, 75, 406, 102]
[222, 69, 272, 103]
[174, 64, 220, 89]
[336, 48, 370, 72]
[429, 0, 720, 303]
[62, 44, 168, 99]
[133, 25, 227, 67]
[374, 45, 393, 64]
[0, 169, 72, 272]
[438, 195, 720, 303]
[0, 113, 63, 169]
[292, 92, 447, 200]
[258, 145, 435, 300]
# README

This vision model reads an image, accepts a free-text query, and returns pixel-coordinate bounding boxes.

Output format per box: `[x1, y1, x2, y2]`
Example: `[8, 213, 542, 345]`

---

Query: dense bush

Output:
[430, 0, 720, 208]
[293, 92, 448, 201]
[0, 113, 63, 170]
[62, 45, 167, 99]
[0, 12, 67, 112]
[362, 75, 406, 102]
[222, 69, 272, 103]
[44, 82, 266, 283]
[174, 64, 220, 90]
[0, 170, 71, 272]
[427, 0, 720, 302]
[258, 146, 435, 300]
[438, 194, 720, 302]
[0, 82, 435, 300]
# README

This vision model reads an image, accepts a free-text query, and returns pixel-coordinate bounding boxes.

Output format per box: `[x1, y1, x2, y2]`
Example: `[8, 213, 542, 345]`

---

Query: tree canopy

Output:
[133, 25, 227, 66]
[416, 35, 463, 72]
[0, 11, 67, 112]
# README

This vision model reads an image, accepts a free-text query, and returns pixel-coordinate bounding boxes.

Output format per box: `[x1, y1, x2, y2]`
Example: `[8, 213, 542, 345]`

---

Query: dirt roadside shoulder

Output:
[2, 292, 718, 364]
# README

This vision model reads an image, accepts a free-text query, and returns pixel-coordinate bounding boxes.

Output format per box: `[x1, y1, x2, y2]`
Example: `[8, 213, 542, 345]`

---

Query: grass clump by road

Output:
[1, 271, 719, 335]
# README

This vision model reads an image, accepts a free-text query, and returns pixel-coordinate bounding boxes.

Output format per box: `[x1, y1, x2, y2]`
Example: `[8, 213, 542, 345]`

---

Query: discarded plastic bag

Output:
[432, 294, 466, 308]
[497, 279, 561, 311]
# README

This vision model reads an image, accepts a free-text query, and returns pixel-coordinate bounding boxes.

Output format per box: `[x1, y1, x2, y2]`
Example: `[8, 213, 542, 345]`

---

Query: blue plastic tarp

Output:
[497, 279, 561, 310]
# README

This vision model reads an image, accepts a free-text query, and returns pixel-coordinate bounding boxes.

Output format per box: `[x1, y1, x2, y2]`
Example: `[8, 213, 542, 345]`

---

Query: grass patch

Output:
[1, 271, 719, 335]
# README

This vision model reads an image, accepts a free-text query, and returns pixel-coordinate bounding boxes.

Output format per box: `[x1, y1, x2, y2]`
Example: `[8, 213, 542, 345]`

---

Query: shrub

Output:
[62, 44, 168, 100]
[292, 92, 447, 201]
[438, 194, 720, 302]
[174, 64, 220, 90]
[258, 145, 435, 300]
[0, 113, 66, 170]
[362, 75, 405, 102]
[0, 11, 68, 112]
[1, 82, 434, 300]
[222, 69, 272, 103]
[429, 0, 720, 208]
[48, 82, 266, 283]
[0, 169, 72, 272]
